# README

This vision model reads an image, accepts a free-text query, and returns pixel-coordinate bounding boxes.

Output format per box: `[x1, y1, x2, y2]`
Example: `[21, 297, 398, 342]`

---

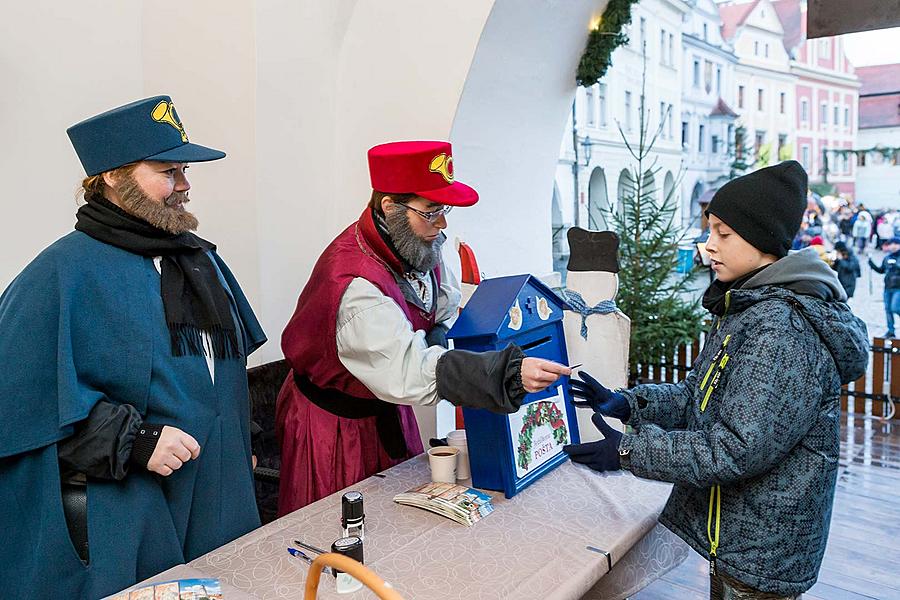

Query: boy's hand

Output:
[147, 426, 201, 476]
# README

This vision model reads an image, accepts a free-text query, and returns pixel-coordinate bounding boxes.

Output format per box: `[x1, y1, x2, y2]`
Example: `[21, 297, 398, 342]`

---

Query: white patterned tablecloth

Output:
[172, 456, 688, 600]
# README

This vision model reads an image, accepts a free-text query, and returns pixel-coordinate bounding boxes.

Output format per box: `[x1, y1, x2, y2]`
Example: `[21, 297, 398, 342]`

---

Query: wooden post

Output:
[872, 337, 886, 417]
[677, 344, 687, 384]
[890, 338, 900, 420]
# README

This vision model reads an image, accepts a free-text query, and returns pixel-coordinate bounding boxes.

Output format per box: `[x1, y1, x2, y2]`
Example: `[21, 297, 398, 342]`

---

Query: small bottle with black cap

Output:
[331, 535, 364, 594]
[341, 491, 365, 540]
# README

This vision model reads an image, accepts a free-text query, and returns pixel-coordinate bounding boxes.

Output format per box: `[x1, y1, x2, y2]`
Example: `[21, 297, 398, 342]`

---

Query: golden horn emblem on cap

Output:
[429, 153, 454, 184]
[151, 100, 188, 143]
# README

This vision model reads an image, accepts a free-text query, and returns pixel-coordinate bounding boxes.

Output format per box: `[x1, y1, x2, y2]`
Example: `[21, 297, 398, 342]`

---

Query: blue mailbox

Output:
[447, 274, 580, 498]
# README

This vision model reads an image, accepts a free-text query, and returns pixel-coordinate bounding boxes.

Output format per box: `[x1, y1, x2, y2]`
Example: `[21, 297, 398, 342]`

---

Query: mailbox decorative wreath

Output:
[517, 401, 569, 470]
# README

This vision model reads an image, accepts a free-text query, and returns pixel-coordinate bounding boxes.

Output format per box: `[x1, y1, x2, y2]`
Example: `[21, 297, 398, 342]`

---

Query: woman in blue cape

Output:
[0, 96, 266, 598]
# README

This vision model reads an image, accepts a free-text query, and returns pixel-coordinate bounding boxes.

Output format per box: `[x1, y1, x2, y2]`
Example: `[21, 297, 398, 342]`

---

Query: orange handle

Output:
[303, 553, 405, 600]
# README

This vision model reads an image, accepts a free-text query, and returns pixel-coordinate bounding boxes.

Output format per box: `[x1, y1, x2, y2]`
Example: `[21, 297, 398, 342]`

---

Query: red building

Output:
[774, 0, 858, 195]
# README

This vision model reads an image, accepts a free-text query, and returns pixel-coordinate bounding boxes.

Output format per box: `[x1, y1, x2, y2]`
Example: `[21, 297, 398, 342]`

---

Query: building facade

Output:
[681, 0, 739, 229]
[855, 64, 900, 208]
[774, 0, 859, 195]
[719, 0, 797, 177]
[554, 0, 690, 269]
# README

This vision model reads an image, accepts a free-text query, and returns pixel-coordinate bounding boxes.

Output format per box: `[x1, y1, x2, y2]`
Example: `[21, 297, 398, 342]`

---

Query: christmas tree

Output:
[604, 63, 705, 380]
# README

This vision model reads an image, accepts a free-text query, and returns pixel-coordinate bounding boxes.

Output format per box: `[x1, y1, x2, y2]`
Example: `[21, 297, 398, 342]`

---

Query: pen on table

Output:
[293, 539, 328, 555]
[288, 547, 333, 575]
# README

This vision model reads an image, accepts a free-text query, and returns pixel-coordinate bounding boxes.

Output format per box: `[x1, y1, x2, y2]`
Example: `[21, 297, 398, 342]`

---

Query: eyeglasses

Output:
[397, 203, 453, 223]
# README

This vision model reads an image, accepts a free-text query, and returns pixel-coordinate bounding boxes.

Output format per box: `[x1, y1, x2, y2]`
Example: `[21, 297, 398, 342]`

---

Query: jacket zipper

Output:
[707, 290, 727, 575]
[708, 484, 721, 575]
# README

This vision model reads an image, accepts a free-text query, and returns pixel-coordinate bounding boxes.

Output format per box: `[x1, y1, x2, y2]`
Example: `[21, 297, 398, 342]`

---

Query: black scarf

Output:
[702, 264, 771, 316]
[75, 196, 240, 359]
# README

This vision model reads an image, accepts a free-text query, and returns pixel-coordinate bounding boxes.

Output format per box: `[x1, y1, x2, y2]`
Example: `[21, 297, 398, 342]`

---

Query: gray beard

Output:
[115, 176, 199, 234]
[384, 205, 444, 272]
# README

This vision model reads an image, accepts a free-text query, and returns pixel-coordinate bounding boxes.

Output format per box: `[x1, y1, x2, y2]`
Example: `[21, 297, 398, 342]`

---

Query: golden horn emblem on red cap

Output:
[429, 153, 454, 184]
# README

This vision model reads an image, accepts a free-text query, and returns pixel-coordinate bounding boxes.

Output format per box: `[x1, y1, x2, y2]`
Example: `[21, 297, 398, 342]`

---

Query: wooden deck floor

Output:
[631, 413, 900, 600]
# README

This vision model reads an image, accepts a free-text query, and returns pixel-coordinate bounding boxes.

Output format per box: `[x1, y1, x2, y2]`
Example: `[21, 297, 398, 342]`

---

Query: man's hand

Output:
[147, 426, 201, 476]
[520, 358, 571, 393]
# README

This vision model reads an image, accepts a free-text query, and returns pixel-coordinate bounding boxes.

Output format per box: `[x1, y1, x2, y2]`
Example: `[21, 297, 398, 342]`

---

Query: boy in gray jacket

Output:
[565, 161, 869, 599]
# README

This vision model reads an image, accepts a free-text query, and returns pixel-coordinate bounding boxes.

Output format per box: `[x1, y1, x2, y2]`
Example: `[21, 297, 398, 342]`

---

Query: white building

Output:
[719, 0, 796, 173]
[554, 0, 691, 270]
[681, 0, 740, 229]
[855, 64, 900, 208]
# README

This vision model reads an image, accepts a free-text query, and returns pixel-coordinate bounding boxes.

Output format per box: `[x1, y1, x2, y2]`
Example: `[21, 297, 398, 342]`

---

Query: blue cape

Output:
[0, 231, 266, 597]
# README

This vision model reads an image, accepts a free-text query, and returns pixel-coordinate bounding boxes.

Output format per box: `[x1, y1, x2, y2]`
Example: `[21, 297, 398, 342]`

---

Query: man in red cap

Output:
[276, 140, 569, 513]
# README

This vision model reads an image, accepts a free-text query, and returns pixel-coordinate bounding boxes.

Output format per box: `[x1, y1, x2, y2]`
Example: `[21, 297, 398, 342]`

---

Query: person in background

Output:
[852, 207, 872, 253]
[831, 241, 861, 299]
[869, 236, 900, 337]
[564, 161, 868, 600]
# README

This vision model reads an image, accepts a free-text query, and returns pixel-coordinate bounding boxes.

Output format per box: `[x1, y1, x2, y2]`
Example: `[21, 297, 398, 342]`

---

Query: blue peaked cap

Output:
[66, 95, 225, 176]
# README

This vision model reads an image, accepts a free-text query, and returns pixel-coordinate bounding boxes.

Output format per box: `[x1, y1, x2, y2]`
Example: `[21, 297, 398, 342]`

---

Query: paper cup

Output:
[446, 429, 470, 480]
[427, 446, 459, 484]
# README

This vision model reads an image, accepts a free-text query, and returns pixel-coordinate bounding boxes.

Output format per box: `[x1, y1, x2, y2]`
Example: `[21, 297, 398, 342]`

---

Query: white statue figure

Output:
[561, 228, 631, 442]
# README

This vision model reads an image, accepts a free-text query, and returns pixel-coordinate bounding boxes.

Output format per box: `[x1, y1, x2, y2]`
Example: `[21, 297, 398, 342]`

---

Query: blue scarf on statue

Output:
[561, 288, 618, 340]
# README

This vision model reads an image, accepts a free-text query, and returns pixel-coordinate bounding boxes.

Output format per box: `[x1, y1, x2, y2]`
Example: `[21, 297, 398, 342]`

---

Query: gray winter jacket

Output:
[619, 249, 869, 595]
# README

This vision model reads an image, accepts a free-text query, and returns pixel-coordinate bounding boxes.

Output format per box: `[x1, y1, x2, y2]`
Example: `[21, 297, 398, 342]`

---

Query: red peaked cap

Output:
[367, 140, 479, 207]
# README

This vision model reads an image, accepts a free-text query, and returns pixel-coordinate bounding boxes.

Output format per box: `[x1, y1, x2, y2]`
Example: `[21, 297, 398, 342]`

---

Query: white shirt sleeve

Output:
[336, 278, 447, 406]
[434, 252, 462, 328]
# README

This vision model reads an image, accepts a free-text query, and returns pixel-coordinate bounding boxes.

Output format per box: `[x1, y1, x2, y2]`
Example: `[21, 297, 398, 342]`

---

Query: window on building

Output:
[586, 86, 596, 126]
[779, 92, 786, 114]
[755, 130, 765, 155]
[668, 104, 674, 139]
[735, 127, 744, 159]
[656, 29, 663, 62]
[758, 88, 764, 111]
[764, 43, 769, 58]
[844, 106, 849, 128]
[778, 134, 787, 159]
[834, 105, 840, 127]
[727, 124, 735, 152]
[660, 102, 666, 137]
[668, 34, 674, 66]
[738, 86, 745, 109]
[598, 84, 608, 127]
[716, 66, 722, 95]
[801, 145, 810, 169]
[625, 91, 633, 131]
[820, 102, 827, 125]
[682, 121, 689, 147]
[640, 17, 646, 51]
[703, 23, 708, 41]
[699, 124, 706, 152]
[712, 134, 720, 154]
[801, 99, 809, 122]
[693, 59, 700, 87]
[754, 41, 759, 56]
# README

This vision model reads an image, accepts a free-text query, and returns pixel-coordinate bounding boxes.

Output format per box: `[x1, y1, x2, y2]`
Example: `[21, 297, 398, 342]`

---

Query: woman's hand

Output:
[147, 426, 201, 476]
[520, 358, 571, 393]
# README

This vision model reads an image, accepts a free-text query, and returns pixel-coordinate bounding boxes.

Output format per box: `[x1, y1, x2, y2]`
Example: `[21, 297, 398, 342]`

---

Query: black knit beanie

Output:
[705, 160, 807, 258]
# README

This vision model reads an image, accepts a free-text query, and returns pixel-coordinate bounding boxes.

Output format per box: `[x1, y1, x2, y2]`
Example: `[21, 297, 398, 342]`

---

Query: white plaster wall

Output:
[857, 127, 900, 209]
[0, 1, 143, 287]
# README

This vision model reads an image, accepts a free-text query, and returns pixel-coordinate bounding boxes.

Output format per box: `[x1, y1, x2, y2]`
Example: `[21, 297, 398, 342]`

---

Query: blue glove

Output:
[569, 371, 631, 422]
[563, 413, 623, 472]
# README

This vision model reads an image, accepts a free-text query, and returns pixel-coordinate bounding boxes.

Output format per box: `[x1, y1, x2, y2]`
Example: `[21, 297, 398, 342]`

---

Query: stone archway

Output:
[663, 171, 675, 204]
[690, 180, 704, 228]
[587, 166, 609, 230]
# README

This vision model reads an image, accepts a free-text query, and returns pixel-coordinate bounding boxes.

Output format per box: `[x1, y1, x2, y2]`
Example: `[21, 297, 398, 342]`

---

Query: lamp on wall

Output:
[580, 135, 599, 166]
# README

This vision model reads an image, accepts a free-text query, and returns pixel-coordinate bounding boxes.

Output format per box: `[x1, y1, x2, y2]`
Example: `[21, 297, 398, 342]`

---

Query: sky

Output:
[841, 27, 900, 67]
